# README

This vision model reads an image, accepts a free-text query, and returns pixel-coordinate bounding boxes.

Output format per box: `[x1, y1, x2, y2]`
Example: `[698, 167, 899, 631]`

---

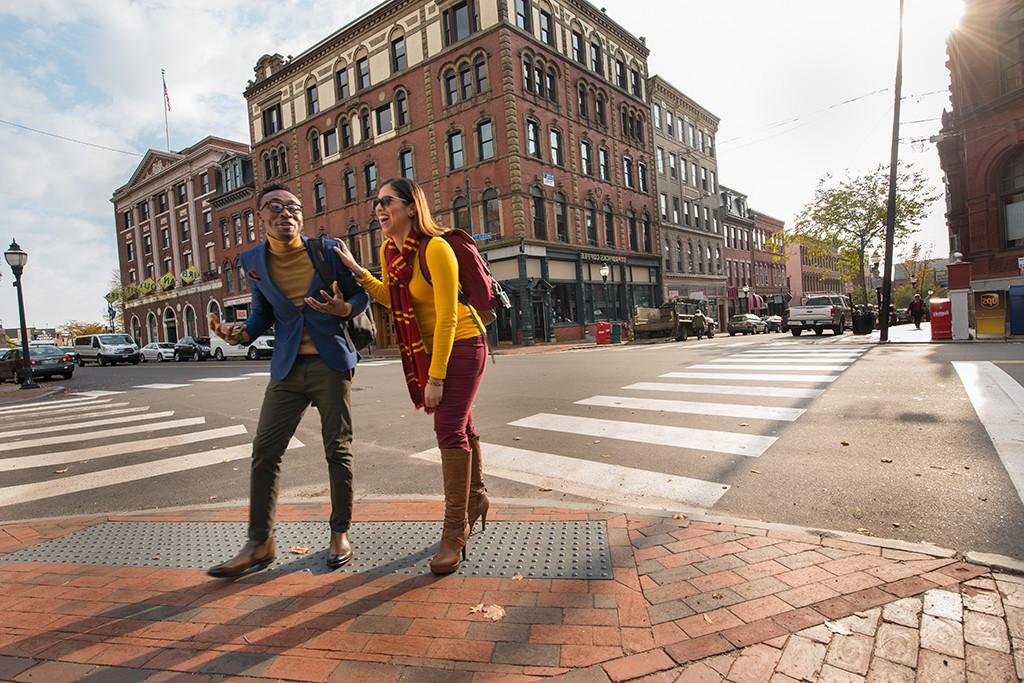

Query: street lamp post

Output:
[742, 284, 749, 314]
[4, 240, 38, 390]
[599, 263, 610, 321]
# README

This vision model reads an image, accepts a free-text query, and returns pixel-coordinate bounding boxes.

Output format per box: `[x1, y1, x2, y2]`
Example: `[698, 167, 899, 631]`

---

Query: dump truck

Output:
[632, 299, 716, 341]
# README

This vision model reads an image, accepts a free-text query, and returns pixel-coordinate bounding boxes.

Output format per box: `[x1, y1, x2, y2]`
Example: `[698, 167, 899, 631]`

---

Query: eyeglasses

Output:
[372, 195, 407, 211]
[262, 200, 303, 214]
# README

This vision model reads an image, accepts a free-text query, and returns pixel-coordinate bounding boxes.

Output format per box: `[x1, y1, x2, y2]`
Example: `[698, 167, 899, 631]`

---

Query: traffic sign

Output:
[472, 232, 493, 241]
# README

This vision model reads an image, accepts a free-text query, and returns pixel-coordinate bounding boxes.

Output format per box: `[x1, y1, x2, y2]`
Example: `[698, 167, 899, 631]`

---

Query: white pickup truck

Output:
[787, 294, 853, 336]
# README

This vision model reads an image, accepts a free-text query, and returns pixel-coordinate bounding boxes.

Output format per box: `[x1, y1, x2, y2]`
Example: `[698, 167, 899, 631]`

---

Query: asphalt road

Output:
[2, 331, 1022, 561]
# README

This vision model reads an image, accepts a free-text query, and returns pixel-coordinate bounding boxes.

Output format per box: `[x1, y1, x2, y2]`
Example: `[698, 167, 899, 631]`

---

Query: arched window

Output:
[395, 90, 409, 126]
[278, 146, 288, 175]
[369, 219, 381, 267]
[452, 196, 469, 230]
[238, 259, 246, 291]
[1001, 148, 1024, 247]
[263, 154, 272, 180]
[687, 241, 694, 273]
[546, 67, 557, 101]
[664, 239, 672, 271]
[531, 186, 547, 239]
[604, 204, 615, 246]
[716, 247, 722, 273]
[522, 56, 533, 93]
[677, 239, 684, 271]
[578, 84, 588, 117]
[697, 240, 705, 273]
[642, 213, 652, 252]
[309, 129, 321, 163]
[162, 307, 178, 344]
[147, 312, 159, 343]
[223, 261, 234, 294]
[584, 199, 597, 246]
[207, 299, 221, 321]
[482, 188, 499, 234]
[184, 305, 196, 337]
[595, 92, 606, 125]
[347, 225, 362, 264]
[554, 192, 569, 242]
[474, 55, 488, 92]
[131, 316, 142, 345]
[627, 210, 638, 250]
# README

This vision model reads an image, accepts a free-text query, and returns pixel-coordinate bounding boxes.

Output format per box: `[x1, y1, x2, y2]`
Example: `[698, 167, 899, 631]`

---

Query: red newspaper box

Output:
[595, 321, 611, 344]
[929, 298, 952, 340]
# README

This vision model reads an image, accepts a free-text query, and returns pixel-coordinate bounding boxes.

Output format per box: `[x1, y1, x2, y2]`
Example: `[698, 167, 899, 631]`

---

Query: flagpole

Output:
[161, 68, 170, 152]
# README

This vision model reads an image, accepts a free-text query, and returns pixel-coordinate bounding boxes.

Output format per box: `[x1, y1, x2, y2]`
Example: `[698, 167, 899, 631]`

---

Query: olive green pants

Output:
[248, 355, 354, 542]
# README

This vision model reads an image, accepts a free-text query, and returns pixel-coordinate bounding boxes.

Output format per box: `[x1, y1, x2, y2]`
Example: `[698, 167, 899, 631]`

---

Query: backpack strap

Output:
[417, 236, 432, 286]
[305, 237, 334, 289]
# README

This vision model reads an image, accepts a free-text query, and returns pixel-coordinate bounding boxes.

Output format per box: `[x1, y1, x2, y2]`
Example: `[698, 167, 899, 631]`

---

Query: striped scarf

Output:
[385, 233, 432, 411]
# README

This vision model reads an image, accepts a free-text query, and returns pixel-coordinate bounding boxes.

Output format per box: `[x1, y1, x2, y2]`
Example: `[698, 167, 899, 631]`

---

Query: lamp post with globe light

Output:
[599, 263, 610, 321]
[4, 240, 38, 389]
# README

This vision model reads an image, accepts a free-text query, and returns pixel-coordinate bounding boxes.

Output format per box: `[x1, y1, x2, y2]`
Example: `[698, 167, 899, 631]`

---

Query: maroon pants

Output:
[433, 336, 487, 450]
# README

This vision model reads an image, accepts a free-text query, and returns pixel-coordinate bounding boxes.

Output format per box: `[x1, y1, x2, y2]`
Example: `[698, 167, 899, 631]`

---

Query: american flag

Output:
[162, 69, 171, 112]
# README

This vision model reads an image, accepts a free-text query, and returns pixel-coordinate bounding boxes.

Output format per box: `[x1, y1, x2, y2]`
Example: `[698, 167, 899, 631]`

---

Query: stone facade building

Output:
[241, 0, 659, 345]
[749, 210, 789, 316]
[648, 76, 726, 323]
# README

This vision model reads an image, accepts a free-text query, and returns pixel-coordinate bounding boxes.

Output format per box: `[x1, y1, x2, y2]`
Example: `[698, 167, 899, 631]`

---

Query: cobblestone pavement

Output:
[0, 500, 1020, 681]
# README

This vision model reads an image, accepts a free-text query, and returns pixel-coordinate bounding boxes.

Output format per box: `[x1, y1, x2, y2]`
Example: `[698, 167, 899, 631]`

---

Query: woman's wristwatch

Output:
[427, 377, 444, 388]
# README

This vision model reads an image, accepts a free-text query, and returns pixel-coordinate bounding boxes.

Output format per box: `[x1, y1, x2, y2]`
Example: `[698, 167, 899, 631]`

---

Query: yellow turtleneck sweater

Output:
[267, 234, 318, 355]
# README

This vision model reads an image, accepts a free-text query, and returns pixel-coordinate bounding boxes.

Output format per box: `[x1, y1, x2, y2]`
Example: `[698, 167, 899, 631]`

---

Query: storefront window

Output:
[551, 283, 579, 323]
[589, 282, 621, 321]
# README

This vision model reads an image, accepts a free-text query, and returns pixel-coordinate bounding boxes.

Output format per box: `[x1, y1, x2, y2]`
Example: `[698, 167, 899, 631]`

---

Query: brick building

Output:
[720, 185, 759, 317]
[937, 0, 1024, 296]
[648, 76, 726, 323]
[111, 137, 258, 345]
[241, 0, 659, 345]
[749, 210, 789, 316]
[784, 241, 847, 304]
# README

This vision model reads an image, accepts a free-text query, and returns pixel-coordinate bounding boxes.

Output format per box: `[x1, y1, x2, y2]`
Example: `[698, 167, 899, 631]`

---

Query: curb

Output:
[0, 385, 66, 405]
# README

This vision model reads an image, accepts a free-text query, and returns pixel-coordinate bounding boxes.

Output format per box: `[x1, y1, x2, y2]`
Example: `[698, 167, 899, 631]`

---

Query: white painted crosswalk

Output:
[688, 363, 850, 372]
[576, 395, 805, 421]
[661, 371, 839, 383]
[624, 381, 825, 399]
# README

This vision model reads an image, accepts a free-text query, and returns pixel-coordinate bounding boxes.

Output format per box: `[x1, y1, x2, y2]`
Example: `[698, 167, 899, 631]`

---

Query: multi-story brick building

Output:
[784, 241, 847, 304]
[241, 0, 659, 345]
[648, 76, 726, 323]
[937, 0, 1024, 304]
[111, 137, 258, 345]
[749, 210, 789, 315]
[720, 186, 759, 317]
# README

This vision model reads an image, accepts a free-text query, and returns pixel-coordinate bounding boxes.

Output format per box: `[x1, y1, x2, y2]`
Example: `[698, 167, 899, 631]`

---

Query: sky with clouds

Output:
[0, 0, 962, 330]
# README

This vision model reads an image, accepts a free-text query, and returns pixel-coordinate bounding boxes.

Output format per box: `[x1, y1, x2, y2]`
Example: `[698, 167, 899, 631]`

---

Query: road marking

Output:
[661, 371, 838, 383]
[953, 361, 1024, 506]
[132, 383, 193, 390]
[576, 395, 805, 421]
[0, 410, 175, 439]
[72, 391, 126, 397]
[1, 425, 248, 472]
[0, 396, 107, 416]
[0, 417, 207, 453]
[243, 372, 271, 377]
[992, 360, 1024, 364]
[0, 405, 140, 426]
[0, 438, 302, 508]
[192, 377, 250, 383]
[737, 350, 863, 356]
[689, 363, 850, 372]
[714, 358, 855, 365]
[625, 382, 824, 399]
[360, 360, 402, 366]
[411, 443, 728, 510]
[0, 402, 126, 423]
[509, 413, 776, 457]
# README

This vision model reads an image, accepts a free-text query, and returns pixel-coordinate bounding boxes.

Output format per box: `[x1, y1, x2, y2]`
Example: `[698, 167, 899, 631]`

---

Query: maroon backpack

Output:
[418, 230, 510, 332]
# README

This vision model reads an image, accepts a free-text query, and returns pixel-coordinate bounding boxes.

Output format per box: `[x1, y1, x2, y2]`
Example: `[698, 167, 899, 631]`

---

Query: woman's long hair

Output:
[380, 177, 446, 238]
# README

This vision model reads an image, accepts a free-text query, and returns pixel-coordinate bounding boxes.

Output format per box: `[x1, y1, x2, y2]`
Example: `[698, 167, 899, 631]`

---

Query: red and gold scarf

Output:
[384, 233, 432, 411]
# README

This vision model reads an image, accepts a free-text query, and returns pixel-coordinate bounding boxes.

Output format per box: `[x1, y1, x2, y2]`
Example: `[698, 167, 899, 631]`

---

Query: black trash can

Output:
[852, 307, 873, 335]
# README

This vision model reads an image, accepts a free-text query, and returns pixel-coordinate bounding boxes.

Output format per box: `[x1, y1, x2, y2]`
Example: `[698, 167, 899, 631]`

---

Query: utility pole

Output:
[879, 0, 905, 343]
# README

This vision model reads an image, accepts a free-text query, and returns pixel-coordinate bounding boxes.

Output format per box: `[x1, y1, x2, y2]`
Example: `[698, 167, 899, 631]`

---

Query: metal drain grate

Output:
[0, 520, 612, 579]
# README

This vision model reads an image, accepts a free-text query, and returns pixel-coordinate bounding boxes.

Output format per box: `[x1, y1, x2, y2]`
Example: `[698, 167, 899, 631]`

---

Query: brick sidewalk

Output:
[0, 500, 1020, 681]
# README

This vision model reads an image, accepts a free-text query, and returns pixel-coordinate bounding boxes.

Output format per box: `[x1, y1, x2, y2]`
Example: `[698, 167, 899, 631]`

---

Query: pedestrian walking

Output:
[693, 308, 706, 340]
[907, 293, 926, 330]
[206, 183, 368, 578]
[334, 177, 488, 575]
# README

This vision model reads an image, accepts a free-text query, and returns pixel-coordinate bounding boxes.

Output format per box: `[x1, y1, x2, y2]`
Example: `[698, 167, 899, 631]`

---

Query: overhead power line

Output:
[0, 118, 144, 157]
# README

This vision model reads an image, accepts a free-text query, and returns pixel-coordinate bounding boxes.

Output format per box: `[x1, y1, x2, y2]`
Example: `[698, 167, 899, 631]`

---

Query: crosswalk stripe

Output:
[738, 350, 863, 355]
[132, 383, 192, 389]
[713, 358, 855, 365]
[661, 371, 838, 383]
[0, 397, 107, 416]
[192, 377, 249, 383]
[1, 425, 247, 472]
[576, 395, 805, 421]
[243, 372, 271, 377]
[71, 391, 125, 398]
[0, 410, 174, 439]
[625, 382, 824, 399]
[411, 443, 728, 510]
[0, 417, 206, 453]
[360, 360, 402, 366]
[688, 363, 850, 372]
[0, 438, 302, 508]
[0, 402, 127, 423]
[509, 413, 776, 457]
[1, 405, 140, 426]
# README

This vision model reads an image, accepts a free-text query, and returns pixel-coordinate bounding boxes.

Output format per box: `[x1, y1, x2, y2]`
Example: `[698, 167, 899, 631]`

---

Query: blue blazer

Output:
[240, 236, 369, 380]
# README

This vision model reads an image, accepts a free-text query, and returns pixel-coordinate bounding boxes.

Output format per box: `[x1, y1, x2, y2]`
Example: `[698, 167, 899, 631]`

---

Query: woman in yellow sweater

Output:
[334, 177, 488, 574]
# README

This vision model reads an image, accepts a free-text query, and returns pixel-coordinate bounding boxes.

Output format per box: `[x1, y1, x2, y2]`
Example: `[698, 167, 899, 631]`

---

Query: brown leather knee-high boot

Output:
[468, 436, 490, 534]
[430, 447, 472, 575]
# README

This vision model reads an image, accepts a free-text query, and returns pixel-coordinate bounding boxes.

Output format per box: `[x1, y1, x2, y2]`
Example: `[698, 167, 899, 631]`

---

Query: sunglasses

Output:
[372, 195, 408, 211]
[262, 200, 303, 214]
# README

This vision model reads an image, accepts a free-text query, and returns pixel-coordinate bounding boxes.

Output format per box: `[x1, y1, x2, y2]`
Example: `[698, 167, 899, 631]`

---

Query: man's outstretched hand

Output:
[304, 281, 353, 318]
[209, 313, 246, 345]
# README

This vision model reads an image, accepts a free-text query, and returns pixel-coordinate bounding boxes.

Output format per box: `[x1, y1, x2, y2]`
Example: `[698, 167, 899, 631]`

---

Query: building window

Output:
[653, 103, 662, 129]
[200, 172, 210, 194]
[164, 257, 173, 275]
[515, 0, 531, 31]
[590, 41, 603, 76]
[477, 119, 495, 160]
[701, 166, 708, 191]
[659, 193, 668, 220]
[180, 217, 190, 243]
[546, 68, 557, 102]
[344, 169, 357, 201]
[669, 153, 677, 179]
[526, 118, 541, 158]
[160, 227, 169, 249]
[539, 9, 553, 46]
[139, 201, 149, 220]
[443, 0, 477, 45]
[630, 68, 641, 97]
[376, 104, 393, 134]
[522, 57, 534, 93]
[123, 209, 133, 229]
[347, 225, 362, 264]
[335, 68, 349, 100]
[666, 111, 674, 135]
[571, 31, 584, 63]
[396, 91, 409, 126]
[157, 193, 167, 213]
[323, 129, 338, 156]
[599, 147, 610, 181]
[361, 110, 371, 140]
[445, 69, 459, 105]
[638, 162, 648, 193]
[656, 147, 665, 174]
[246, 212, 255, 241]
[580, 139, 592, 175]
[262, 104, 282, 137]
[126, 241, 135, 261]
[549, 128, 563, 166]
[628, 211, 638, 250]
[233, 215, 242, 245]
[704, 206, 711, 229]
[399, 148, 415, 179]
[555, 192, 569, 242]
[999, 8, 1024, 94]
[585, 200, 598, 246]
[364, 162, 377, 194]
[203, 210, 212, 233]
[615, 59, 626, 89]
[475, 56, 488, 92]
[309, 130, 321, 162]
[220, 221, 229, 249]
[1001, 149, 1024, 246]
[623, 156, 634, 188]
[448, 130, 465, 169]
[595, 93, 606, 125]
[604, 205, 615, 246]
[391, 36, 407, 72]
[306, 84, 319, 115]
[452, 196, 469, 230]
[678, 240, 684, 272]
[461, 63, 473, 100]
[482, 188, 499, 234]
[314, 180, 326, 214]
[340, 118, 352, 148]
[531, 186, 547, 239]
[356, 57, 370, 90]
[578, 84, 588, 117]
[672, 197, 680, 224]
[176, 183, 187, 205]
[370, 220, 381, 267]
[642, 214, 652, 252]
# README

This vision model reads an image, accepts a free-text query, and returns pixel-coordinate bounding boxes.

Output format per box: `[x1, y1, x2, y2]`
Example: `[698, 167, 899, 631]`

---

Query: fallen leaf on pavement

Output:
[470, 603, 485, 614]
[672, 513, 687, 520]
[593, 440, 601, 444]
[209, 496, 217, 501]
[892, 522, 901, 528]
[880, 458, 893, 463]
[483, 605, 506, 621]
[703, 614, 713, 623]
[825, 620, 852, 636]
[750, 469, 761, 474]
[290, 546, 311, 555]
[53, 468, 69, 474]
[852, 508, 865, 519]
[738, 422, 749, 427]
[512, 574, 524, 581]
[712, 592, 723, 600]
[538, 487, 552, 492]
[840, 440, 850, 446]
[513, 436, 521, 441]
[855, 528, 872, 535]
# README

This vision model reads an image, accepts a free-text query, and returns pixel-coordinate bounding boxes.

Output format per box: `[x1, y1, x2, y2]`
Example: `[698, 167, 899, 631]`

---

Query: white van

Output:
[210, 334, 274, 361]
[74, 334, 141, 366]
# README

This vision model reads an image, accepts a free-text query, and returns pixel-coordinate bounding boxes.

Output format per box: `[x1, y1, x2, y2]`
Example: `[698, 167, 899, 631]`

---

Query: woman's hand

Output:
[333, 244, 364, 277]
[424, 378, 443, 409]
[208, 313, 246, 344]
[304, 281, 353, 318]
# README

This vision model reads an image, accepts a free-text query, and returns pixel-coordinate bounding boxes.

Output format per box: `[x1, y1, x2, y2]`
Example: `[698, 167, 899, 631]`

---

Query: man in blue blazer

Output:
[207, 183, 368, 577]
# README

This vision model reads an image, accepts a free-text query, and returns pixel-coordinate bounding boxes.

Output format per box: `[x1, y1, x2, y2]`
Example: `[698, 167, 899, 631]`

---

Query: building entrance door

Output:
[532, 297, 549, 342]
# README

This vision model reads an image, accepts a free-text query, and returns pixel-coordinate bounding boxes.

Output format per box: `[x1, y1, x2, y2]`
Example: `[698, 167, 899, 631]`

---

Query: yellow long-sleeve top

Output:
[357, 236, 481, 379]
[267, 234, 318, 355]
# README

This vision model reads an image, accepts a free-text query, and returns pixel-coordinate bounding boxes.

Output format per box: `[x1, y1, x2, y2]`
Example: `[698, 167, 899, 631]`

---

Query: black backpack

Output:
[305, 237, 376, 353]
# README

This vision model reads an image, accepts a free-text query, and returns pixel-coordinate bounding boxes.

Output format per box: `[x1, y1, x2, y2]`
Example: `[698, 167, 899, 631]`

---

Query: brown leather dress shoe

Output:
[207, 538, 275, 578]
[327, 531, 353, 568]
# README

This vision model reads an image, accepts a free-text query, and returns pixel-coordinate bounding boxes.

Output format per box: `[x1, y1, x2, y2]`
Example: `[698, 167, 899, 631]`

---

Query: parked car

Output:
[787, 294, 853, 336]
[74, 333, 141, 366]
[763, 315, 784, 332]
[728, 313, 768, 335]
[174, 336, 211, 361]
[210, 334, 274, 361]
[0, 345, 75, 382]
[141, 342, 177, 362]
